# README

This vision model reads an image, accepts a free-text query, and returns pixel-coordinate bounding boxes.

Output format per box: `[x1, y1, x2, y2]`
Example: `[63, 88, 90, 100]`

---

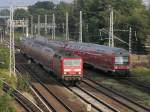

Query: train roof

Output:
[22, 37, 80, 58]
[67, 41, 129, 55]
[22, 37, 129, 55]
[55, 49, 80, 58]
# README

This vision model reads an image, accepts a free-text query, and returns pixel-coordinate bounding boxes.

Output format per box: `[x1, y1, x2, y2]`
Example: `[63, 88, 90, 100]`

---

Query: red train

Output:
[65, 41, 130, 75]
[20, 38, 83, 84]
[33, 37, 130, 75]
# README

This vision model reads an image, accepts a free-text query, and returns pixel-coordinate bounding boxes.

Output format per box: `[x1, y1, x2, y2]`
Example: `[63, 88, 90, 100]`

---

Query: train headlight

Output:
[115, 66, 118, 69]
[127, 66, 129, 69]
[74, 69, 81, 72]
[64, 69, 71, 72]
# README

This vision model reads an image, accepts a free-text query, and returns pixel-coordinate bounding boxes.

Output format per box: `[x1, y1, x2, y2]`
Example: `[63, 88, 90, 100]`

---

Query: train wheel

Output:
[70, 81, 76, 86]
[75, 81, 81, 86]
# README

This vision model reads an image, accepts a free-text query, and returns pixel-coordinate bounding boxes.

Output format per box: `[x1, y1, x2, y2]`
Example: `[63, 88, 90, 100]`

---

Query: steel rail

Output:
[16, 65, 53, 112]
[84, 76, 150, 112]
[1, 80, 43, 112]
[24, 65, 74, 112]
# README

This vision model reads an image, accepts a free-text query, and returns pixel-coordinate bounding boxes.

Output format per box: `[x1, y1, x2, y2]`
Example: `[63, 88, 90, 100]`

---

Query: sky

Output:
[0, 0, 73, 7]
[0, 0, 148, 7]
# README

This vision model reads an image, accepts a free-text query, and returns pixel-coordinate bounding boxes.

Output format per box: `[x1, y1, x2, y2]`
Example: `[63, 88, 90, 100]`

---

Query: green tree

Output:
[71, 0, 150, 53]
[14, 9, 29, 20]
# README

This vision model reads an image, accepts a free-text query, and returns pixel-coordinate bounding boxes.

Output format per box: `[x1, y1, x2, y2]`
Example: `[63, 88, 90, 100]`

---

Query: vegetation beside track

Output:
[0, 46, 16, 111]
[0, 92, 16, 112]
[131, 67, 150, 83]
[101, 79, 150, 107]
[85, 69, 150, 107]
[0, 47, 9, 68]
[0, 46, 30, 111]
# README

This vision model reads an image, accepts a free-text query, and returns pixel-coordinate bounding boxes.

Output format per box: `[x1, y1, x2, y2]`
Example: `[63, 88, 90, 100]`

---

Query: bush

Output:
[0, 47, 9, 69]
[0, 93, 16, 112]
[147, 54, 150, 66]
[17, 76, 30, 92]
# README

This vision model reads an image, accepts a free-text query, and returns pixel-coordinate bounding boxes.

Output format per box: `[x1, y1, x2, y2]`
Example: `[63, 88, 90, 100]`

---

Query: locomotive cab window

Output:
[64, 60, 81, 66]
[115, 56, 129, 65]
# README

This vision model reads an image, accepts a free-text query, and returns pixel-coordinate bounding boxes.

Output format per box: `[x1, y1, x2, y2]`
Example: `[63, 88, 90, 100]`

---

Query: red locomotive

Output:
[33, 37, 130, 75]
[20, 38, 83, 84]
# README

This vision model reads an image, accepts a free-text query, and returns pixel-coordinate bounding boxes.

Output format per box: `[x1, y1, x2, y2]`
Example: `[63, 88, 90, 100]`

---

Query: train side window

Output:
[54, 54, 61, 59]
[45, 49, 53, 53]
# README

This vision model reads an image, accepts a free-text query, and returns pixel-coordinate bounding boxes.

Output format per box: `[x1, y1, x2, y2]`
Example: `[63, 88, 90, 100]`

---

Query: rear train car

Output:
[65, 42, 130, 75]
[20, 38, 83, 84]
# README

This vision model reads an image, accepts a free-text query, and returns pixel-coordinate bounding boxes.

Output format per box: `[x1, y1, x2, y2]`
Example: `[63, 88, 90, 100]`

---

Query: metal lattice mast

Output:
[9, 6, 15, 77]
[129, 27, 132, 53]
[52, 13, 55, 39]
[111, 9, 114, 47]
[79, 11, 82, 43]
[109, 8, 114, 47]
[38, 15, 40, 36]
[9, 7, 12, 77]
[34, 25, 37, 34]
[66, 12, 69, 41]
[45, 14, 47, 35]
[31, 15, 33, 36]
[0, 32, 2, 43]
[12, 14, 15, 77]
[23, 18, 25, 35]
[26, 19, 29, 37]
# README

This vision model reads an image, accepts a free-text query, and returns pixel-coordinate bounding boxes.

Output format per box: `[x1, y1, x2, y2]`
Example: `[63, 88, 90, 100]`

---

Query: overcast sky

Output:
[0, 0, 148, 7]
[0, 0, 73, 7]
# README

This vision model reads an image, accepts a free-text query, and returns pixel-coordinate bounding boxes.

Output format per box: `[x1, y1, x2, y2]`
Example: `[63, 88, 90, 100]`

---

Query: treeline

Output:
[13, 0, 150, 54]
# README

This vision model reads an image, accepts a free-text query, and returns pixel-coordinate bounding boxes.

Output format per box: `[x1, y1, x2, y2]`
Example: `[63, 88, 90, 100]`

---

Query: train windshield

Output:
[64, 60, 81, 66]
[115, 56, 129, 65]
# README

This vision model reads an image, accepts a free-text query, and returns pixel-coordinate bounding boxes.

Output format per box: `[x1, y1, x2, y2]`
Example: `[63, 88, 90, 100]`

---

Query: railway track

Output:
[0, 79, 43, 112]
[29, 65, 120, 112]
[22, 60, 122, 112]
[16, 53, 81, 112]
[66, 85, 119, 112]
[16, 65, 53, 112]
[25, 62, 134, 112]
[17, 65, 72, 112]
[16, 53, 150, 112]
[84, 76, 150, 112]
[118, 78, 150, 94]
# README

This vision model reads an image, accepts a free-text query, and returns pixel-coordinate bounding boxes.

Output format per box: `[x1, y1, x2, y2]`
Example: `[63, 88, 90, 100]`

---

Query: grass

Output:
[0, 69, 17, 88]
[101, 79, 150, 107]
[131, 67, 150, 83]
[0, 34, 32, 111]
[0, 47, 9, 69]
[0, 46, 17, 88]
[0, 69, 17, 112]
[0, 93, 16, 112]
[88, 67, 150, 107]
[17, 76, 30, 92]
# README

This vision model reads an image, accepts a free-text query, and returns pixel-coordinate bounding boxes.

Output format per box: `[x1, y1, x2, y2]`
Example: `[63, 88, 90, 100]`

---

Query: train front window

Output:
[64, 60, 81, 66]
[115, 56, 129, 65]
[123, 57, 129, 65]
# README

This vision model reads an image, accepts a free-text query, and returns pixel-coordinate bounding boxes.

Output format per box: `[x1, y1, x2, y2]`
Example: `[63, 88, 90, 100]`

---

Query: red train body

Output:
[20, 38, 83, 83]
[34, 37, 130, 75]
[65, 42, 130, 74]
